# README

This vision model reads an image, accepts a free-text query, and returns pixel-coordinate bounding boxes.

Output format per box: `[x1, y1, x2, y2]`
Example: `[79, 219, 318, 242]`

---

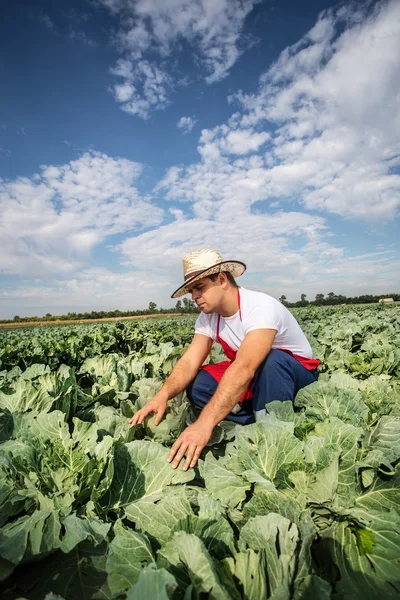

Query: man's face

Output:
[187, 276, 223, 313]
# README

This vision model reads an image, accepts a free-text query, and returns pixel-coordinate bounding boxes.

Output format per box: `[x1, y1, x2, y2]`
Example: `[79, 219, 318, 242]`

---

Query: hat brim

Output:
[171, 260, 246, 299]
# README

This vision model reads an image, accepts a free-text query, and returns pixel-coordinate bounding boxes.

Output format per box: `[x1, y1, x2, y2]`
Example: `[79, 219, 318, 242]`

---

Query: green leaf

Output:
[354, 468, 400, 518]
[0, 510, 61, 565]
[199, 453, 250, 510]
[105, 521, 154, 594]
[158, 532, 231, 599]
[306, 418, 363, 507]
[243, 490, 304, 525]
[101, 441, 194, 513]
[125, 487, 193, 547]
[221, 549, 267, 600]
[320, 514, 400, 599]
[126, 564, 177, 600]
[293, 575, 332, 600]
[362, 416, 400, 471]
[239, 514, 299, 599]
[60, 515, 110, 554]
[295, 381, 369, 427]
[226, 419, 304, 487]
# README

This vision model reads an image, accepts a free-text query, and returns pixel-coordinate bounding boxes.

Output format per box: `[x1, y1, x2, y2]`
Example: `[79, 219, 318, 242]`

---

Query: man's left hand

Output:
[168, 420, 213, 470]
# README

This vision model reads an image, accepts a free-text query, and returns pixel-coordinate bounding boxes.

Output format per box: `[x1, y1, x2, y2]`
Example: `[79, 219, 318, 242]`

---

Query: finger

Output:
[129, 405, 152, 426]
[182, 444, 197, 471]
[190, 446, 203, 469]
[168, 438, 182, 463]
[171, 442, 189, 469]
[154, 405, 166, 426]
[129, 413, 141, 426]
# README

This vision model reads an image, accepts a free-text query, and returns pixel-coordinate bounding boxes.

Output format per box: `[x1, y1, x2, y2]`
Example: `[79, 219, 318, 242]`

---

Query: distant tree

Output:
[300, 294, 307, 303]
[175, 300, 182, 311]
[45, 313, 52, 318]
[13, 316, 20, 321]
[315, 293, 324, 302]
[279, 295, 287, 304]
[148, 302, 157, 312]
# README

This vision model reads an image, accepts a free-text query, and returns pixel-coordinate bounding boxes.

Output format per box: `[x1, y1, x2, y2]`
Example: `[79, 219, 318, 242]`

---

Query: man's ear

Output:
[219, 272, 228, 286]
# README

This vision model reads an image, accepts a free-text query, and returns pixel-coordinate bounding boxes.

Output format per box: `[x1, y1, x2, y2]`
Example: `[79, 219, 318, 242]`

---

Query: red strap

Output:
[206, 288, 254, 400]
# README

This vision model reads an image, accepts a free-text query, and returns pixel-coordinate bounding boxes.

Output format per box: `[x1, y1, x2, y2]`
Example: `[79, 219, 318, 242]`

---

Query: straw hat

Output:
[171, 249, 246, 298]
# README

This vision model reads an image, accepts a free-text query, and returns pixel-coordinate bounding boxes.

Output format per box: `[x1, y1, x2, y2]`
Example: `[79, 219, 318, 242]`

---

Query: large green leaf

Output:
[126, 564, 177, 600]
[305, 418, 363, 507]
[361, 416, 400, 472]
[295, 381, 369, 427]
[226, 419, 304, 487]
[354, 468, 400, 519]
[199, 453, 250, 510]
[100, 440, 194, 513]
[59, 515, 110, 554]
[0, 378, 52, 414]
[221, 549, 267, 600]
[0, 510, 109, 568]
[158, 532, 231, 599]
[125, 487, 193, 547]
[243, 490, 304, 525]
[0, 510, 61, 565]
[320, 514, 400, 599]
[105, 521, 154, 595]
[239, 514, 299, 599]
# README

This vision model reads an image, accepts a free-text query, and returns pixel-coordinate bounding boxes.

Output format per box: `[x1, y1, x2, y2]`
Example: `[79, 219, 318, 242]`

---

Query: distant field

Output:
[0, 312, 181, 329]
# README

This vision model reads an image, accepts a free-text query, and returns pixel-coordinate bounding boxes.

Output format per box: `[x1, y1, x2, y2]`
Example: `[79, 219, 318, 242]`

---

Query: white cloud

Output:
[156, 0, 400, 222]
[0, 151, 163, 277]
[99, 0, 260, 118]
[227, 0, 400, 220]
[110, 59, 172, 119]
[177, 116, 197, 134]
[116, 209, 329, 273]
[0, 267, 173, 319]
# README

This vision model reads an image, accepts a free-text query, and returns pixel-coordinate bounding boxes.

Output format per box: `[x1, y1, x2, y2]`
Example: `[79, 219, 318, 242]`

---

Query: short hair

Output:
[208, 271, 238, 287]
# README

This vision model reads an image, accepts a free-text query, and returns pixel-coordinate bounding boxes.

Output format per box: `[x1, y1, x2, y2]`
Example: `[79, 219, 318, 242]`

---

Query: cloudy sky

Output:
[0, 0, 399, 318]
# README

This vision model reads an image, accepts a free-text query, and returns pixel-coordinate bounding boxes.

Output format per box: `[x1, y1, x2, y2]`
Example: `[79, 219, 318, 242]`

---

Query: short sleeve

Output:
[243, 302, 283, 335]
[195, 312, 215, 340]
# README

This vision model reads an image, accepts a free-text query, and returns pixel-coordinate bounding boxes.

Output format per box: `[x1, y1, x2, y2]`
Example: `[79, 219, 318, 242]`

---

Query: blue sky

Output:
[0, 0, 399, 318]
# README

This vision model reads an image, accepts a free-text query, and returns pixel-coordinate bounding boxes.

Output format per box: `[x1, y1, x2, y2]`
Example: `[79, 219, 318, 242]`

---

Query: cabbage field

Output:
[0, 304, 399, 600]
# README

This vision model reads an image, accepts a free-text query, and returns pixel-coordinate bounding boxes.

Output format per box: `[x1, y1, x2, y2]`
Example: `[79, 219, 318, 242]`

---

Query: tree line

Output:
[279, 292, 399, 308]
[1, 293, 398, 324]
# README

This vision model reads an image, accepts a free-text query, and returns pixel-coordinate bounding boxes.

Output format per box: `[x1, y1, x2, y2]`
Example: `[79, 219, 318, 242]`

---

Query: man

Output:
[130, 249, 320, 471]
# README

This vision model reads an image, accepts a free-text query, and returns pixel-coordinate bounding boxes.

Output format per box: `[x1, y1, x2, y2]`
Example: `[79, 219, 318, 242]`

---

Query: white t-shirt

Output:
[195, 286, 313, 358]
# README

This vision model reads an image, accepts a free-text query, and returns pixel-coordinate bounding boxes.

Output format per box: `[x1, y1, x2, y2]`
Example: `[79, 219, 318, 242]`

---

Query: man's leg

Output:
[186, 369, 254, 425]
[252, 349, 319, 421]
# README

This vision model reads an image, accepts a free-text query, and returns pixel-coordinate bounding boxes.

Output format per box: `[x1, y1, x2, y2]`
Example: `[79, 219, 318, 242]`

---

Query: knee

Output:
[187, 370, 216, 402]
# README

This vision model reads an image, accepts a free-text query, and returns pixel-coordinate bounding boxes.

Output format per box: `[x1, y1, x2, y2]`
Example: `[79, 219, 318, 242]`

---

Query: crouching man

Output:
[130, 249, 320, 471]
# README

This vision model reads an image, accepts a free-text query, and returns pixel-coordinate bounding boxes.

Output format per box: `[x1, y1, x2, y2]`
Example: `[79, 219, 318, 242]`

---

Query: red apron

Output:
[202, 289, 320, 402]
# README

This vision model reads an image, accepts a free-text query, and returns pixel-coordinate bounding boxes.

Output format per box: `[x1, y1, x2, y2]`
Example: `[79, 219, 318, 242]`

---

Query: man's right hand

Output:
[129, 392, 168, 427]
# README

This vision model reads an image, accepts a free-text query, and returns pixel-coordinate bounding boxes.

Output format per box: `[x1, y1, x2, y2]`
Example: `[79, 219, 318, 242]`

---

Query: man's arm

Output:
[168, 328, 276, 469]
[129, 334, 212, 426]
